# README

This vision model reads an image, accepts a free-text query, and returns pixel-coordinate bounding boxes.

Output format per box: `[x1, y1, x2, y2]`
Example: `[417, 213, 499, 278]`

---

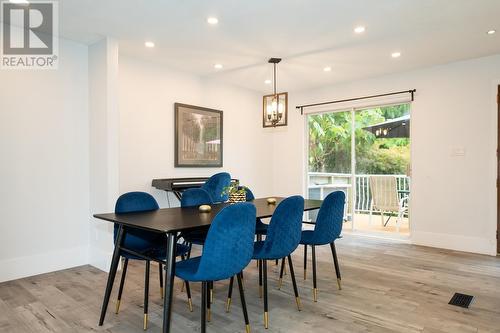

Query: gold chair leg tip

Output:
[188, 298, 193, 312]
[207, 309, 211, 322]
[143, 314, 148, 330]
[246, 324, 251, 333]
[264, 312, 269, 329]
[313, 288, 318, 302]
[296, 297, 302, 311]
[115, 300, 121, 314]
[160, 287, 164, 298]
[225, 298, 231, 312]
[337, 278, 342, 290]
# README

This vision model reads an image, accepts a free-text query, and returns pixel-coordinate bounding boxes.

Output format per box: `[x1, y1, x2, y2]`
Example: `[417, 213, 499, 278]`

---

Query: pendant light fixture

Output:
[263, 58, 288, 127]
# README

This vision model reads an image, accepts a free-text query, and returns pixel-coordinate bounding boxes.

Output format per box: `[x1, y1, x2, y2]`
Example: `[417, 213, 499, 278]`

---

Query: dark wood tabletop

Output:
[93, 197, 323, 234]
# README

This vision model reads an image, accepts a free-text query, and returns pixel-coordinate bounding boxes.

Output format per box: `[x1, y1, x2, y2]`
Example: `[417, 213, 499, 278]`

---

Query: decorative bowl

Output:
[198, 204, 212, 213]
[266, 197, 277, 204]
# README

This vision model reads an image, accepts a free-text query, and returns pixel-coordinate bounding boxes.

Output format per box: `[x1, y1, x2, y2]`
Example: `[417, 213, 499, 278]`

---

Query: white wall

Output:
[88, 38, 120, 271]
[272, 54, 500, 255]
[0, 39, 90, 282]
[118, 56, 275, 207]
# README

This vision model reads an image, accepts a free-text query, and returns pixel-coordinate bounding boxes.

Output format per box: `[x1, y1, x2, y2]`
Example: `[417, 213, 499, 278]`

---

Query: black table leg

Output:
[99, 224, 125, 326]
[162, 232, 177, 333]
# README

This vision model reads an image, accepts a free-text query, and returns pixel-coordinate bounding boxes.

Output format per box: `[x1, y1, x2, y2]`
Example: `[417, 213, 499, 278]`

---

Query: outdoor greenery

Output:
[308, 104, 410, 174]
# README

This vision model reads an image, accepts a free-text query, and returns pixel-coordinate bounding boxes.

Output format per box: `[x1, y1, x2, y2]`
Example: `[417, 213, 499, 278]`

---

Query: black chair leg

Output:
[209, 281, 214, 304]
[263, 260, 269, 329]
[312, 245, 318, 302]
[115, 258, 128, 314]
[275, 259, 278, 265]
[226, 276, 234, 312]
[304, 245, 308, 280]
[258, 260, 263, 298]
[185, 281, 193, 312]
[330, 242, 342, 290]
[159, 263, 164, 299]
[180, 255, 186, 293]
[236, 273, 251, 333]
[287, 255, 301, 311]
[201, 282, 207, 333]
[278, 258, 285, 289]
[207, 281, 212, 322]
[187, 243, 192, 259]
[144, 260, 150, 330]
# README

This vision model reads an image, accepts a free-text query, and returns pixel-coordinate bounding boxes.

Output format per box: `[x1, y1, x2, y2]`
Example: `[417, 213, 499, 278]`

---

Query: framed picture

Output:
[174, 103, 223, 167]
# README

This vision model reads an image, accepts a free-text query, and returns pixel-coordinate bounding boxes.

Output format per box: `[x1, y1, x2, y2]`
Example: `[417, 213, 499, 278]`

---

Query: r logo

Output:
[2, 2, 53, 54]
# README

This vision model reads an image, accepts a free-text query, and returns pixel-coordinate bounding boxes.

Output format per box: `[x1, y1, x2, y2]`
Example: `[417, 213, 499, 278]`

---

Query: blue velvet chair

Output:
[297, 191, 345, 302]
[201, 172, 231, 203]
[175, 202, 256, 333]
[249, 195, 305, 329]
[180, 188, 213, 246]
[242, 187, 268, 235]
[113, 192, 189, 330]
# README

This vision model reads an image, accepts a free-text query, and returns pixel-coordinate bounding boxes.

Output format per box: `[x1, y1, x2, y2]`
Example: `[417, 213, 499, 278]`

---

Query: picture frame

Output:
[174, 103, 223, 167]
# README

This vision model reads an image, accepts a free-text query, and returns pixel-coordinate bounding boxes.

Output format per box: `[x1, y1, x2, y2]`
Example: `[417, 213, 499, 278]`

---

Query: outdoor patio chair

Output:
[368, 175, 409, 232]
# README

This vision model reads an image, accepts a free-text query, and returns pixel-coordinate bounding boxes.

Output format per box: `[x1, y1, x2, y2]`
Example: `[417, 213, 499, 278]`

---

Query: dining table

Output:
[93, 197, 323, 333]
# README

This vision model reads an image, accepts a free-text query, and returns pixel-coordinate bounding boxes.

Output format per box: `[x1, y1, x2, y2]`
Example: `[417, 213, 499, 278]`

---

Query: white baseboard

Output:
[411, 231, 497, 256]
[0, 246, 89, 283]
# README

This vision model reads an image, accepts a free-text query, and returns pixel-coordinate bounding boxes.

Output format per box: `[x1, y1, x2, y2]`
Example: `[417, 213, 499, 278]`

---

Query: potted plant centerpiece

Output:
[222, 182, 247, 203]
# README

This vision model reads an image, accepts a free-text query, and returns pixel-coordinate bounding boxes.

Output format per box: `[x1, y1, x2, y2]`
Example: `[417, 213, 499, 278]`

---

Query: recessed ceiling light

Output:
[207, 17, 219, 25]
[354, 26, 366, 34]
[9, 0, 29, 3]
[214, 63, 223, 69]
[264, 79, 272, 84]
[144, 41, 155, 48]
[391, 52, 401, 58]
[487, 29, 496, 35]
[323, 66, 332, 72]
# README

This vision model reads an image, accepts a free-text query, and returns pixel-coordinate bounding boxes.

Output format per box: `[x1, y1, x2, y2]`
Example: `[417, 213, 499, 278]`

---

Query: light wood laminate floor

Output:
[1, 235, 499, 333]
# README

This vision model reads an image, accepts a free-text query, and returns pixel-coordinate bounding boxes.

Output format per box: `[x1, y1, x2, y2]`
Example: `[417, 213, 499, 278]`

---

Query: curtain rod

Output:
[296, 89, 416, 115]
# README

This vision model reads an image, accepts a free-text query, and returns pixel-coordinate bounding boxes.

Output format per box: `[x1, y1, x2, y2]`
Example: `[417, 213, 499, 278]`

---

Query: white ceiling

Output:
[58, 0, 500, 92]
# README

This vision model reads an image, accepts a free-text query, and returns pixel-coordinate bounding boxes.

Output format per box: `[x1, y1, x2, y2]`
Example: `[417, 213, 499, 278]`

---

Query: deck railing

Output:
[308, 172, 410, 213]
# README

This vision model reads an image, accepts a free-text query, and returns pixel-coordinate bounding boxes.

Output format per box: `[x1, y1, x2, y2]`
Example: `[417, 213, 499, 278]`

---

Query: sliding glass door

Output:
[307, 104, 411, 237]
